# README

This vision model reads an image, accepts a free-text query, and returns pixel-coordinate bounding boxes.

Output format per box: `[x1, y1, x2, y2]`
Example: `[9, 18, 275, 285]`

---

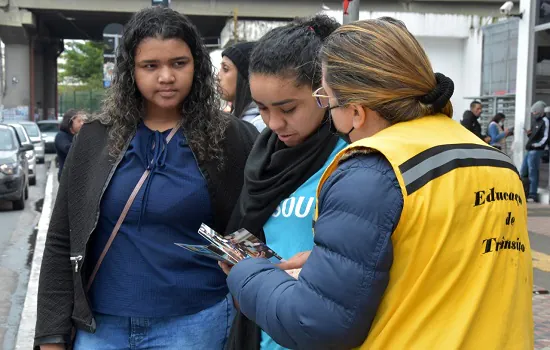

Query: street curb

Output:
[15, 162, 55, 349]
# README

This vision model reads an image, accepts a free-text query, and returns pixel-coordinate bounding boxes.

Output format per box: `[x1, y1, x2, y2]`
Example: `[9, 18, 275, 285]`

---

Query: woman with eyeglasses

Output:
[224, 17, 532, 349]
[222, 15, 347, 350]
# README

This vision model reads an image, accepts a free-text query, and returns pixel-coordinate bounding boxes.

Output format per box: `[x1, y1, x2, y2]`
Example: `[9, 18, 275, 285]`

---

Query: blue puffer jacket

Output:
[227, 152, 404, 350]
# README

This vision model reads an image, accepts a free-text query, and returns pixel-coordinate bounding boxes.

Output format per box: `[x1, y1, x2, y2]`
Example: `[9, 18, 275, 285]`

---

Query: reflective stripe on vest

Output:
[399, 143, 517, 195]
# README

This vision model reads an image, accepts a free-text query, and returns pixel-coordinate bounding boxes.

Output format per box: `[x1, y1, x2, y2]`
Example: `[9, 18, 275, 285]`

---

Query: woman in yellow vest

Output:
[225, 17, 533, 349]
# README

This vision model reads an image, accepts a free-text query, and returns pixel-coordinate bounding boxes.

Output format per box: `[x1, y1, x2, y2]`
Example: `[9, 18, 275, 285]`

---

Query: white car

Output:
[37, 120, 60, 154]
[7, 123, 36, 185]
[18, 121, 46, 163]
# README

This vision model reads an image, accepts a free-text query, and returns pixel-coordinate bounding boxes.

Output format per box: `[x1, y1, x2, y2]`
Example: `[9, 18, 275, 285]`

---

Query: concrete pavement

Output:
[529, 203, 550, 350]
[534, 289, 550, 350]
[14, 162, 55, 350]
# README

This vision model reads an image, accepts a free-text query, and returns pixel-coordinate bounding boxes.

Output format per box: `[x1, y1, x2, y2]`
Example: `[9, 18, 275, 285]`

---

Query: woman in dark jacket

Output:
[35, 7, 258, 350]
[223, 15, 346, 350]
[55, 109, 85, 180]
[218, 41, 266, 132]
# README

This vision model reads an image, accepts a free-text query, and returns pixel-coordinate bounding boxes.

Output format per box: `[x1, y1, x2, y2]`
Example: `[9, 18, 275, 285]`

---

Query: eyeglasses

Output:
[312, 86, 334, 109]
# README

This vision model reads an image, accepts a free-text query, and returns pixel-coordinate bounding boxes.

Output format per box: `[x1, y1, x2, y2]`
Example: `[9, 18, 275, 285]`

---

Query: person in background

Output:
[224, 17, 532, 350]
[223, 15, 346, 350]
[544, 106, 550, 163]
[35, 7, 258, 350]
[461, 100, 491, 143]
[520, 100, 549, 202]
[55, 109, 85, 180]
[218, 42, 266, 132]
[34, 102, 42, 122]
[487, 112, 512, 151]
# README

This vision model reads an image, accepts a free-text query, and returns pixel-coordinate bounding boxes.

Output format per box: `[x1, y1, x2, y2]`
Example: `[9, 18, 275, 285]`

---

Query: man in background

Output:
[461, 100, 491, 143]
[520, 100, 550, 203]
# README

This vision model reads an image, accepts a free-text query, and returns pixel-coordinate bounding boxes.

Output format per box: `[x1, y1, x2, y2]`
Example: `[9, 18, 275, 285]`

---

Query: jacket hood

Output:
[241, 102, 260, 118]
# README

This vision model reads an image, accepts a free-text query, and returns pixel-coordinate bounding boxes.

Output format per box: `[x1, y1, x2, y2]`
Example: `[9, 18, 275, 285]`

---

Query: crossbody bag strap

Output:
[85, 122, 182, 293]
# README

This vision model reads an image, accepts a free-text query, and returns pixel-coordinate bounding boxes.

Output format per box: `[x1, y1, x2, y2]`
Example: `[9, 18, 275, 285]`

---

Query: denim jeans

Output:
[520, 150, 544, 197]
[74, 294, 235, 350]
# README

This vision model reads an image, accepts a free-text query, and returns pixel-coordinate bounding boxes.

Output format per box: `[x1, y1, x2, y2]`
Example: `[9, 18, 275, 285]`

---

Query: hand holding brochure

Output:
[175, 223, 284, 265]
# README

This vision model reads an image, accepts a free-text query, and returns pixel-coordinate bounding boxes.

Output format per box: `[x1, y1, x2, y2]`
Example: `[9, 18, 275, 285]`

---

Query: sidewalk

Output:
[529, 203, 550, 350]
[534, 289, 550, 350]
[14, 163, 57, 349]
[539, 161, 549, 204]
[530, 203, 550, 238]
[539, 161, 548, 194]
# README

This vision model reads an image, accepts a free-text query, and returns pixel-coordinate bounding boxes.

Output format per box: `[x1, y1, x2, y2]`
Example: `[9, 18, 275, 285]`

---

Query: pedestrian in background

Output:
[55, 109, 85, 180]
[218, 41, 266, 132]
[521, 100, 550, 202]
[225, 17, 532, 350]
[223, 14, 346, 350]
[34, 7, 257, 350]
[461, 100, 491, 143]
[487, 112, 512, 151]
[543, 106, 550, 163]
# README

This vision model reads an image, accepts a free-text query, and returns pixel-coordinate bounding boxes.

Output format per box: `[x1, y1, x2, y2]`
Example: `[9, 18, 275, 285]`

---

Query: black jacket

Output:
[526, 115, 550, 150]
[461, 110, 485, 140]
[34, 117, 258, 349]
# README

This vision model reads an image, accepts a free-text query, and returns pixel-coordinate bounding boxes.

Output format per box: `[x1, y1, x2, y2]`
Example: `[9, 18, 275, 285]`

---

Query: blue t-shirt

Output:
[260, 138, 347, 350]
[88, 123, 228, 317]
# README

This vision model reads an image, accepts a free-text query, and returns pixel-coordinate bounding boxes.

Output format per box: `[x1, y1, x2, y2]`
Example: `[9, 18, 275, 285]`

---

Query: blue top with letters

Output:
[260, 138, 347, 350]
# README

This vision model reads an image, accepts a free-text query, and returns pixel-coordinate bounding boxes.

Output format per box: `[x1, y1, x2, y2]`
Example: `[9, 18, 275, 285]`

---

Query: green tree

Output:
[58, 41, 104, 88]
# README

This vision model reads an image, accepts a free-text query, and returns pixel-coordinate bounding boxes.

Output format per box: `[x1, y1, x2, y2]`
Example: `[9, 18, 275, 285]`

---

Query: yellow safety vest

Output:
[314, 115, 533, 350]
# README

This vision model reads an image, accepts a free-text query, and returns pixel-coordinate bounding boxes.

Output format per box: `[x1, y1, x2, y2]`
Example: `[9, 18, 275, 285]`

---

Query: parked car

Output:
[18, 121, 45, 163]
[8, 123, 36, 186]
[37, 120, 60, 153]
[0, 124, 31, 210]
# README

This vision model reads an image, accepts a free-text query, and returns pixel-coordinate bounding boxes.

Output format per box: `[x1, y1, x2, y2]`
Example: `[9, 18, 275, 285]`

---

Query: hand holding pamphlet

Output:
[175, 223, 284, 265]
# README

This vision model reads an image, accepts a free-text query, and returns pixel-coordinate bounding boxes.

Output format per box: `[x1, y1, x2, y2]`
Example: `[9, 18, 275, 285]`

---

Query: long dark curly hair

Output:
[93, 7, 228, 162]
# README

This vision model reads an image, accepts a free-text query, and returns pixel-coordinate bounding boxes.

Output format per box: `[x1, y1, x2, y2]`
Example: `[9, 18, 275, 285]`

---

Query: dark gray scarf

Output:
[226, 116, 338, 236]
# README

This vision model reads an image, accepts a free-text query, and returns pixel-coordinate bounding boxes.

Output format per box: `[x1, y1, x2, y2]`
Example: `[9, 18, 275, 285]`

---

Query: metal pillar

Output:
[3, 42, 31, 109]
[343, 0, 360, 25]
[103, 23, 123, 89]
[513, 0, 537, 170]
[0, 43, 3, 121]
[233, 8, 239, 43]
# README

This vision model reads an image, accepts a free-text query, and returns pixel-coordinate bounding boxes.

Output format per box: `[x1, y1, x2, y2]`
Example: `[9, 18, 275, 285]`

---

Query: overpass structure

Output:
[0, 0, 517, 120]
